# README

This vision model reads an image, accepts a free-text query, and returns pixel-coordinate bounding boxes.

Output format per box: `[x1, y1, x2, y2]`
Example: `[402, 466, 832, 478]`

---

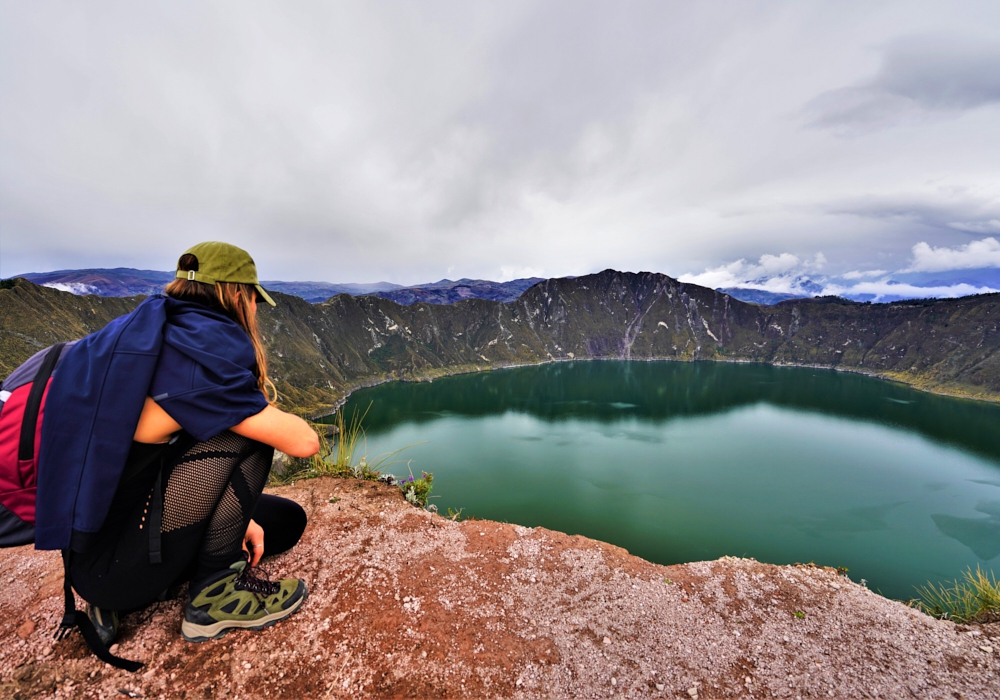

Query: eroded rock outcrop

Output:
[1, 478, 997, 699]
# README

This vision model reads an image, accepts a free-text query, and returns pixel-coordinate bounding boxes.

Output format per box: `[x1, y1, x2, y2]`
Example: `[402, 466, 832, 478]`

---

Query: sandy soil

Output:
[1, 477, 997, 699]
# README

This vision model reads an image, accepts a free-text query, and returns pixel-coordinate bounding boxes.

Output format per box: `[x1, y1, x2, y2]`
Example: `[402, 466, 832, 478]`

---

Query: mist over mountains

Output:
[679, 239, 1000, 304]
[717, 268, 1000, 304]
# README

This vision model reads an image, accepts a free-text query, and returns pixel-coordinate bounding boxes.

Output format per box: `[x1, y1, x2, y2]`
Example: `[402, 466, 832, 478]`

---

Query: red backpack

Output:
[0, 342, 68, 546]
[0, 341, 142, 671]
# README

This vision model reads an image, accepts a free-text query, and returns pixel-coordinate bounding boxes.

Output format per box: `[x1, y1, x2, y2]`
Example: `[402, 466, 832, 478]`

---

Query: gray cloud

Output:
[805, 34, 1000, 131]
[827, 191, 1000, 232]
[1, 2, 999, 284]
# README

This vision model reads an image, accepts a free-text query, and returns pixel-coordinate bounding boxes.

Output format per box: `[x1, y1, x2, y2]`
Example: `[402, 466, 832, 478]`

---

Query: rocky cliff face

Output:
[2, 271, 998, 414]
[256, 270, 1000, 411]
[1, 478, 997, 699]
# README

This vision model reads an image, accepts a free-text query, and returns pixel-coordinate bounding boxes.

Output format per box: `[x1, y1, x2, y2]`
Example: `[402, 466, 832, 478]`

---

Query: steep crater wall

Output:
[2, 271, 999, 415]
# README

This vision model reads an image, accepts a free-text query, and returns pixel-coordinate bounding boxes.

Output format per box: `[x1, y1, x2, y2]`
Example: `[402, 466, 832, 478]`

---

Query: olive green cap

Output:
[175, 241, 276, 306]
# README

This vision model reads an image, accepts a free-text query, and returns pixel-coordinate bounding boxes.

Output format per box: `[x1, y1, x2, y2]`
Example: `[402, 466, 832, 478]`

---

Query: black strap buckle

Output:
[54, 615, 76, 641]
[57, 549, 144, 672]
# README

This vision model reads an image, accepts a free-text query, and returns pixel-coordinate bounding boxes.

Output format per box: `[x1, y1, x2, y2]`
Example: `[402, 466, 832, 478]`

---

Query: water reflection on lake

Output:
[335, 361, 1000, 600]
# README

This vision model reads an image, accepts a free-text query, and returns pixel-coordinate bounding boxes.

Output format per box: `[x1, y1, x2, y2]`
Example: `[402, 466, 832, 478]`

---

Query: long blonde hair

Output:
[164, 253, 277, 404]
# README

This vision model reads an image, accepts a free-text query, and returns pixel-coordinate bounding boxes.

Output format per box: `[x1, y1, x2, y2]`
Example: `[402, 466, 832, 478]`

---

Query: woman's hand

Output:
[242, 518, 265, 566]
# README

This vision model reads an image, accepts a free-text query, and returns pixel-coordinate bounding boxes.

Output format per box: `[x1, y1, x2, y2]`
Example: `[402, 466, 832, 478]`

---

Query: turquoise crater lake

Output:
[337, 361, 1000, 600]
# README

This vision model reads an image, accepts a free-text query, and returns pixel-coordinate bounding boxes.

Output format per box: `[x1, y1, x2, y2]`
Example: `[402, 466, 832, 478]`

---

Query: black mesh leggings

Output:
[70, 432, 306, 611]
[162, 431, 272, 575]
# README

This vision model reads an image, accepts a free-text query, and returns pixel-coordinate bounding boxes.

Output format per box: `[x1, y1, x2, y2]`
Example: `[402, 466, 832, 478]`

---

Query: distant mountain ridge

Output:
[13, 268, 537, 304]
[16, 268, 404, 302]
[369, 277, 544, 305]
[19, 268, 175, 296]
[3, 271, 998, 415]
[717, 288, 805, 305]
[258, 280, 403, 302]
[18, 265, 1000, 306]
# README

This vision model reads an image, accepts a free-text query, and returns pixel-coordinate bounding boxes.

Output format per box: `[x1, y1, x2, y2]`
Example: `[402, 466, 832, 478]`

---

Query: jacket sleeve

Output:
[151, 301, 269, 442]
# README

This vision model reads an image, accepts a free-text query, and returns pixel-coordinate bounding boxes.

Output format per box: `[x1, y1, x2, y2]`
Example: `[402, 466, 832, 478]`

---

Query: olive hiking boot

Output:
[181, 560, 307, 642]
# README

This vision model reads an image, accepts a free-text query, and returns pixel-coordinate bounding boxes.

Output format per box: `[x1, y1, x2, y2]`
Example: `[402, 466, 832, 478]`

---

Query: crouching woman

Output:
[36, 242, 318, 647]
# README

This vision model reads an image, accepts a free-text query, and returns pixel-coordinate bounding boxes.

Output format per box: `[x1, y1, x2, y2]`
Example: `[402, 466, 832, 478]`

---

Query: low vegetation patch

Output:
[396, 468, 434, 508]
[913, 566, 1000, 623]
[270, 403, 431, 508]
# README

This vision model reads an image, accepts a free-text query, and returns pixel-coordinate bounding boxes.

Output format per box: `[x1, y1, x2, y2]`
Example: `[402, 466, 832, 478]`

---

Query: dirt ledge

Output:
[1, 478, 997, 699]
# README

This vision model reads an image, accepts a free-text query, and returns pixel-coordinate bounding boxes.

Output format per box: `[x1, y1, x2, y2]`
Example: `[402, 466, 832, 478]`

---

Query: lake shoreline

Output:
[309, 355, 1000, 421]
[314, 357, 1000, 601]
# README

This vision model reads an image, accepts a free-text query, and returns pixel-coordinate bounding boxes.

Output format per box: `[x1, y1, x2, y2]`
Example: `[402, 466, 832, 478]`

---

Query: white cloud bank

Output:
[678, 253, 826, 294]
[905, 236, 1000, 272]
[839, 269, 888, 280]
[820, 281, 996, 300]
[680, 236, 1000, 301]
[42, 282, 100, 295]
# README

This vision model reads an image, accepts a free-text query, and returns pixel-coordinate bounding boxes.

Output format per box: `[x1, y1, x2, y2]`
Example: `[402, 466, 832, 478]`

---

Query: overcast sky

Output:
[2, 1, 999, 286]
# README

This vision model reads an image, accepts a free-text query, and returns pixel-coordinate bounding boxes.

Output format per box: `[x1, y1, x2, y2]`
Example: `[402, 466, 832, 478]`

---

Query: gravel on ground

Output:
[1, 477, 997, 699]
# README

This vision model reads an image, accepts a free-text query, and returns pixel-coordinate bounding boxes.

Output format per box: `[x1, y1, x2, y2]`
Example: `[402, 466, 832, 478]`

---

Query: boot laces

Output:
[234, 564, 282, 597]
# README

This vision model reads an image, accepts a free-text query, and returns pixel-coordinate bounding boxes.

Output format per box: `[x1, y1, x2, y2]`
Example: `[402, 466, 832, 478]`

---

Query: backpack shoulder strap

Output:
[19, 342, 65, 462]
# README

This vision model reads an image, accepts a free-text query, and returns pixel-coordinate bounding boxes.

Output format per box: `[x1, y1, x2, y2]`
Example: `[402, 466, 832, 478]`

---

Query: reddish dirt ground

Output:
[1, 477, 998, 699]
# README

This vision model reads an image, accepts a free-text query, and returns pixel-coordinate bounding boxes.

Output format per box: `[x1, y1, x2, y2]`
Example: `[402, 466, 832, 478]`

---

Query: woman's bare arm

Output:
[134, 397, 182, 444]
[230, 405, 319, 458]
[134, 398, 319, 457]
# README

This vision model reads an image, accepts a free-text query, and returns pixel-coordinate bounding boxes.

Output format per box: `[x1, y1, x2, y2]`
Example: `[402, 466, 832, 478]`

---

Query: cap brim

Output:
[255, 284, 276, 307]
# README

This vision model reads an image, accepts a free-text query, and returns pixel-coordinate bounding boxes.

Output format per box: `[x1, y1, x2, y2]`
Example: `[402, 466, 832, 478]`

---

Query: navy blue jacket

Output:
[36, 295, 268, 550]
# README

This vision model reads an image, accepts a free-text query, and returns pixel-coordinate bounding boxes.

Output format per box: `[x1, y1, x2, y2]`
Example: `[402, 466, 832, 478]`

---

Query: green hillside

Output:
[0, 280, 140, 377]
[2, 272, 998, 415]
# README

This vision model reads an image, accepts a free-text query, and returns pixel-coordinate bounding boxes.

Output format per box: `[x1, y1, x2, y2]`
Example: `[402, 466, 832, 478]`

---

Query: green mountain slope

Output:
[0, 281, 140, 377]
[2, 271, 998, 415]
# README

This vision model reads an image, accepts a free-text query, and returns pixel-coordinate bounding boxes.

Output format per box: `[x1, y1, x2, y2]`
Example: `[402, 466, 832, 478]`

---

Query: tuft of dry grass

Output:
[270, 403, 427, 510]
[271, 402, 388, 484]
[913, 565, 1000, 623]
